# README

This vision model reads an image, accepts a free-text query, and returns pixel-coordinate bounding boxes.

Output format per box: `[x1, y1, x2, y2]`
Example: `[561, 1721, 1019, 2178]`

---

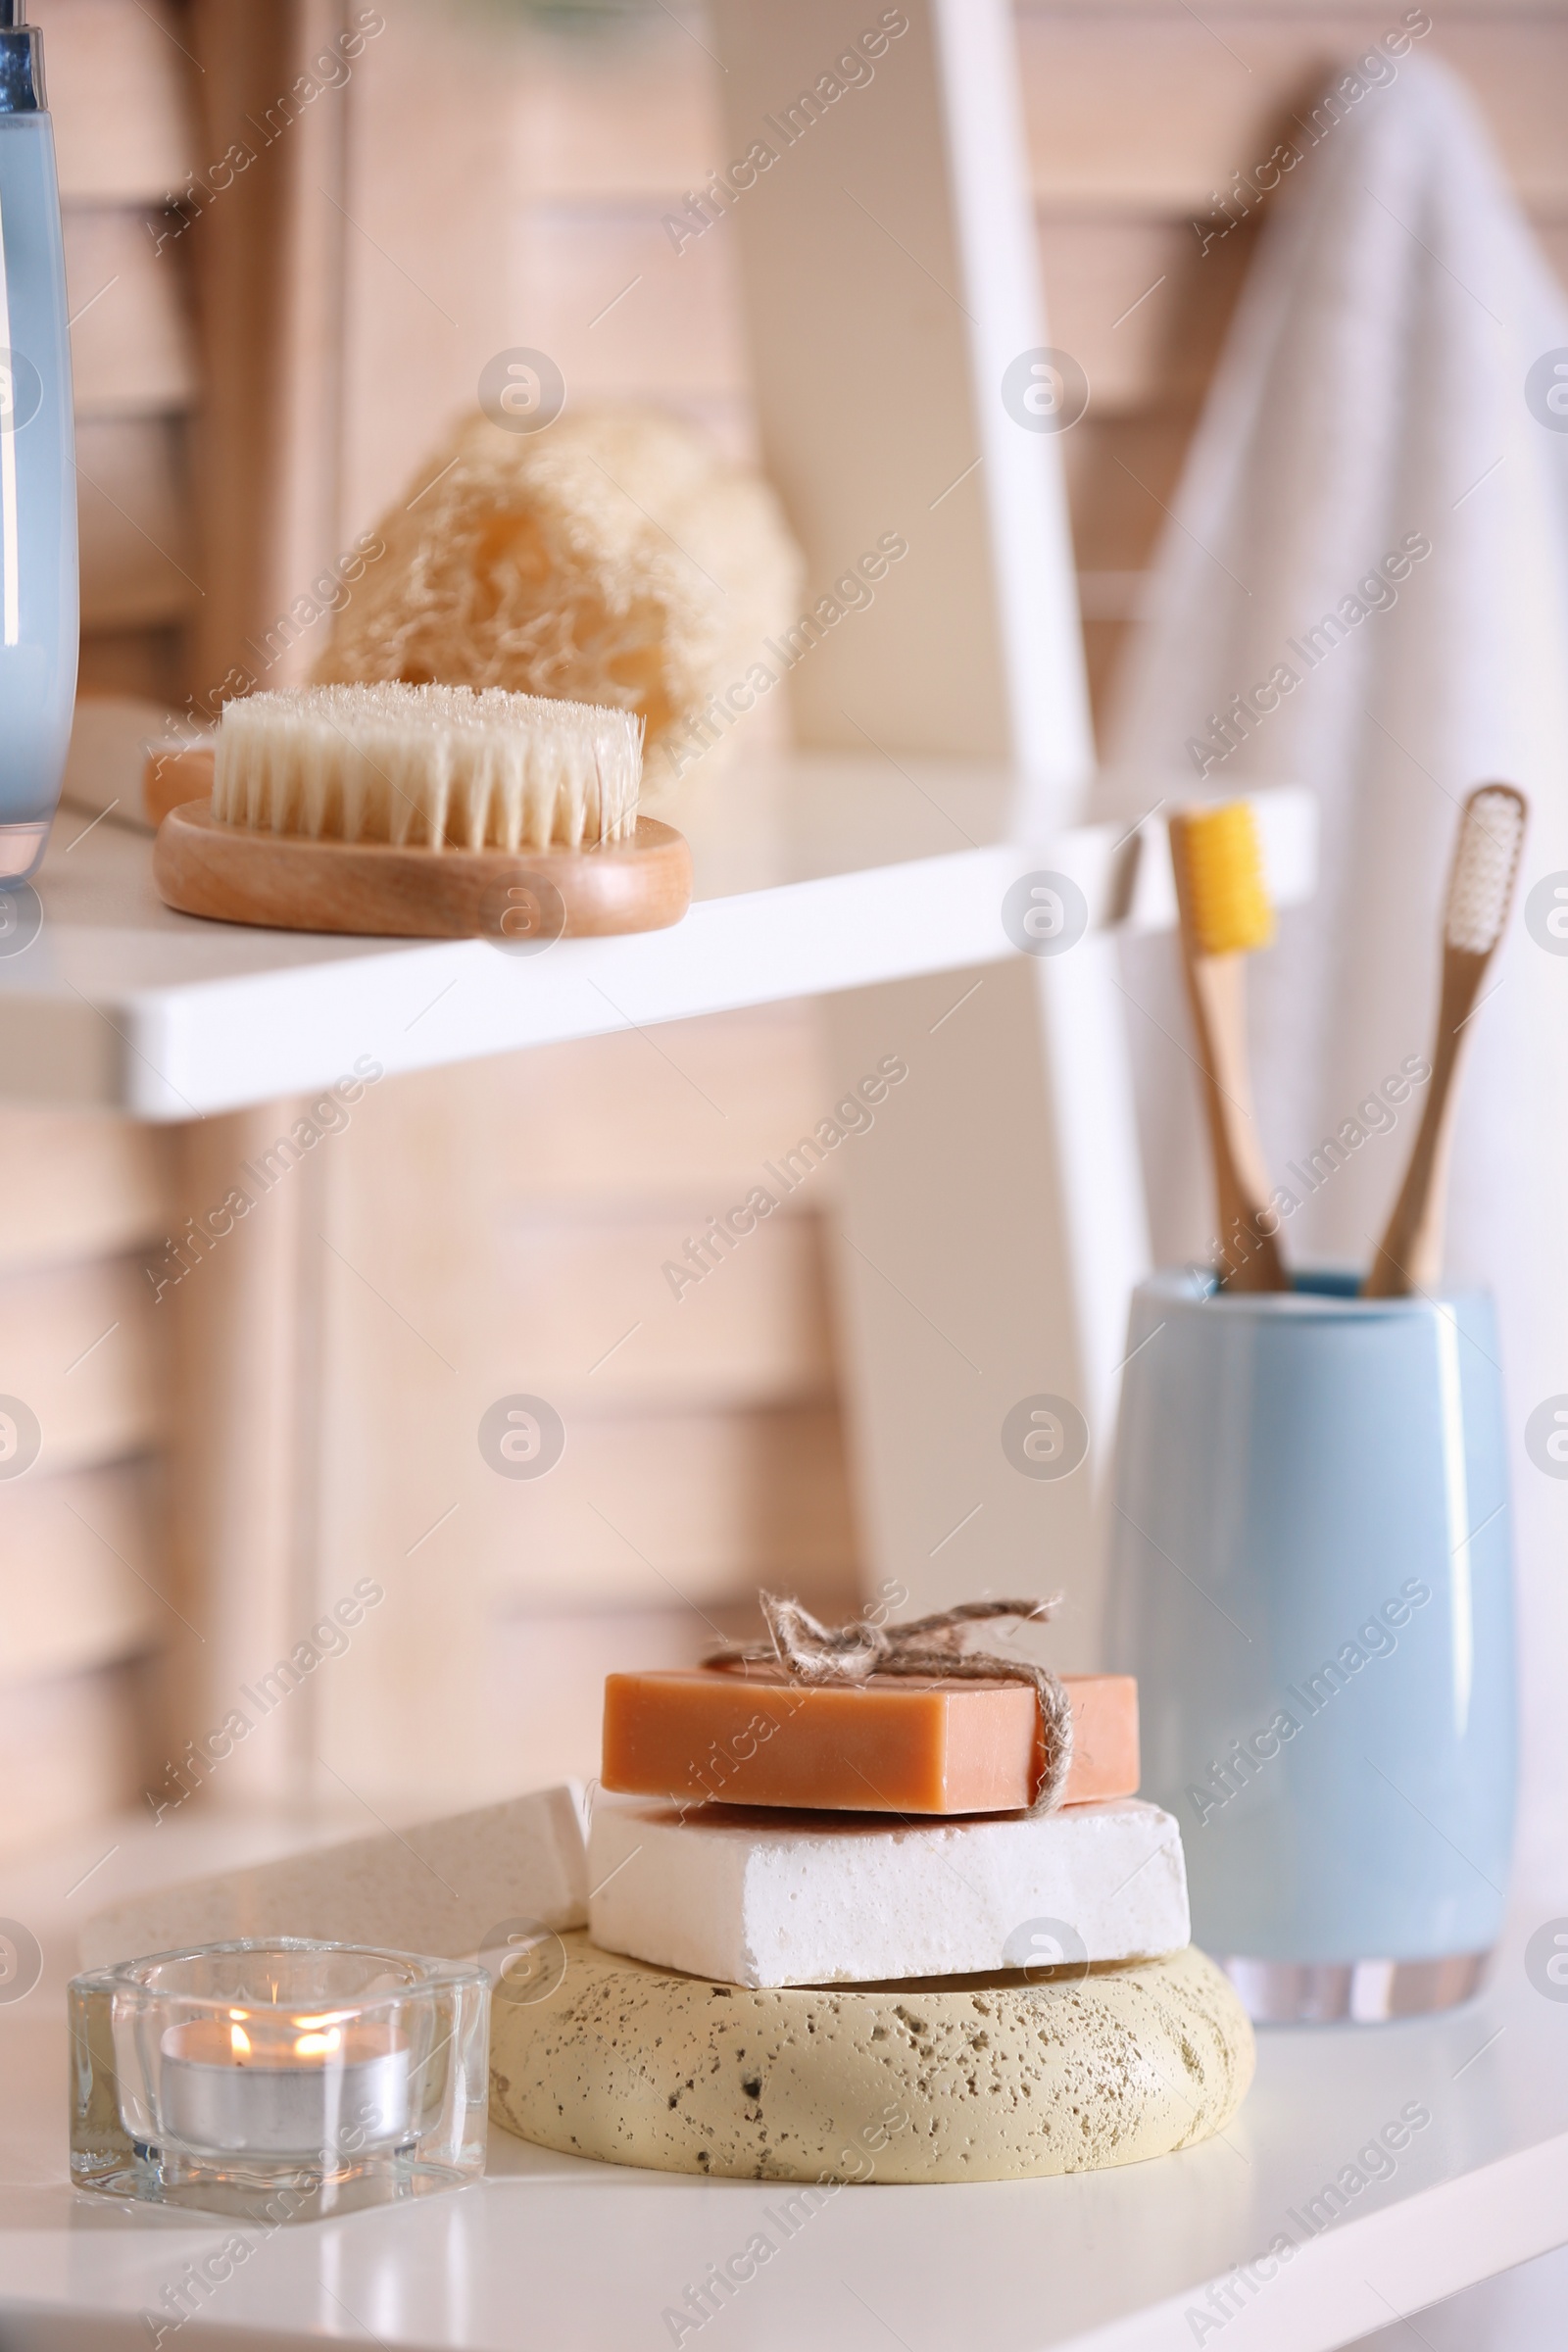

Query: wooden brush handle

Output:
[1168, 818, 1288, 1294]
[1362, 948, 1486, 1297]
[1183, 952, 1289, 1291]
[153, 804, 692, 939]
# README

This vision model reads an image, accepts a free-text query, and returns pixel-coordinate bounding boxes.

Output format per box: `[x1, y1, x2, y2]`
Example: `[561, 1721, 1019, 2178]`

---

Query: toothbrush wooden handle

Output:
[1362, 948, 1484, 1298]
[1184, 951, 1289, 1293]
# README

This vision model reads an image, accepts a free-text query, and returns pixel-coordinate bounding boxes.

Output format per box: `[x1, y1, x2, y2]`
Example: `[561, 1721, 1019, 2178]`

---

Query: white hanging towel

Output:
[1095, 53, 1568, 1883]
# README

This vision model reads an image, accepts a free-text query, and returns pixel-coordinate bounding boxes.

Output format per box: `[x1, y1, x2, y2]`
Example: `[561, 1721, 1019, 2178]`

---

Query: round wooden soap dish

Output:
[153, 800, 693, 941]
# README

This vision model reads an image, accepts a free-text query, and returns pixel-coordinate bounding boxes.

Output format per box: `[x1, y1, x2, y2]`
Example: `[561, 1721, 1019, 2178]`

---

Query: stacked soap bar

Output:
[589, 1791, 1188, 1987]
[593, 1661, 1189, 1988]
[602, 1667, 1140, 1813]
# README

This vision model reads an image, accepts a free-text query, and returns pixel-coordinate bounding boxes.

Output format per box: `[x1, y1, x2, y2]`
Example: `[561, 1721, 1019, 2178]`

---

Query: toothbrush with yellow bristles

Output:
[1168, 802, 1289, 1293]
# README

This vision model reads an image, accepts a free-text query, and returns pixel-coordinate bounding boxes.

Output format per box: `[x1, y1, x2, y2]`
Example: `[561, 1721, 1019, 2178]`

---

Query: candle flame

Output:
[229, 2021, 252, 2058]
[293, 2026, 343, 2060]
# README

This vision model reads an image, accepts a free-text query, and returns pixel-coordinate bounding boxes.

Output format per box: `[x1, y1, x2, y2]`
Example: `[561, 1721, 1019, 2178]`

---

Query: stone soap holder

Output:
[70, 1938, 489, 2222]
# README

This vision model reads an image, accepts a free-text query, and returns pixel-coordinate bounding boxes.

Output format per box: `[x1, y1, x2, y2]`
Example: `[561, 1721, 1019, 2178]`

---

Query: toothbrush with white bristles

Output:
[1362, 782, 1528, 1298]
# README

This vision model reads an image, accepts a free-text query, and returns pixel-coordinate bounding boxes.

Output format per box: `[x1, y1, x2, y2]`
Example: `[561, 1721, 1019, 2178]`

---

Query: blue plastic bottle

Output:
[0, 2, 74, 885]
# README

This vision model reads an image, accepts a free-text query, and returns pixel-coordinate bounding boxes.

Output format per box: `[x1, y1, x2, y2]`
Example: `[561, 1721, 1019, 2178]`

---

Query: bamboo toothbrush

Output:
[1362, 782, 1527, 1298]
[1169, 801, 1288, 1293]
[152, 681, 692, 940]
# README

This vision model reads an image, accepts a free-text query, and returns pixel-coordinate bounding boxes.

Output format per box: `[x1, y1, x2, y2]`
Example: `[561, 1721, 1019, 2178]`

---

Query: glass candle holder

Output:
[69, 1939, 489, 2221]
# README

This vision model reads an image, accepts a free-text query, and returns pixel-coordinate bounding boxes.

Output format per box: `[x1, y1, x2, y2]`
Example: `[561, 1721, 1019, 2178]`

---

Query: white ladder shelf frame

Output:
[715, 0, 1153, 1657]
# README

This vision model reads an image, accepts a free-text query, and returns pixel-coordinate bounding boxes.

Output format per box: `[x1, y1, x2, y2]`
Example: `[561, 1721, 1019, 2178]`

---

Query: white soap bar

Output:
[79, 1783, 588, 1969]
[587, 1795, 1189, 1988]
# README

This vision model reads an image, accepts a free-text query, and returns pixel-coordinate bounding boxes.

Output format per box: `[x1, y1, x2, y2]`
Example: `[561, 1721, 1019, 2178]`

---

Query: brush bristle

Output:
[1176, 802, 1274, 956]
[212, 682, 644, 852]
[1445, 784, 1526, 955]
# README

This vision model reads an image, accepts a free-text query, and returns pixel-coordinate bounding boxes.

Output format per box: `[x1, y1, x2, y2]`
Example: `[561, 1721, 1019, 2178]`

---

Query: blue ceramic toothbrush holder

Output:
[1107, 1268, 1516, 2024]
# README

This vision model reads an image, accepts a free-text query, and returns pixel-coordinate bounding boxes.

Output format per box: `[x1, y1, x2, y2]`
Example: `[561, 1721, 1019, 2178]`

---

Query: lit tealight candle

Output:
[160, 2007, 412, 2157]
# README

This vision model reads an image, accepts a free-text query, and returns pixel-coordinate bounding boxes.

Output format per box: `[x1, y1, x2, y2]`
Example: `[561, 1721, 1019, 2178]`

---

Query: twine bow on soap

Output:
[704, 1593, 1074, 1815]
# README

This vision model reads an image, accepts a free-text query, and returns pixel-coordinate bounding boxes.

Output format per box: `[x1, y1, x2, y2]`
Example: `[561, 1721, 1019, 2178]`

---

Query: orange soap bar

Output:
[601, 1668, 1139, 1816]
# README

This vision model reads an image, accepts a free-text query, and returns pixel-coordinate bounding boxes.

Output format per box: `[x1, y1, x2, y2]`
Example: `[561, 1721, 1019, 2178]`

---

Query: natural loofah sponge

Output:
[315, 407, 803, 793]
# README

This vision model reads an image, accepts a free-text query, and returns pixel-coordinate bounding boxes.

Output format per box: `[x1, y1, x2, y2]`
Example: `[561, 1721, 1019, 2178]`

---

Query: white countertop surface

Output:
[0, 1809, 1564, 2352]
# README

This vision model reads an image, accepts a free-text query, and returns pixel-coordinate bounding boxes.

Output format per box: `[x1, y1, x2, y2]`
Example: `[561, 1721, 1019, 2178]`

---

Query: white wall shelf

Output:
[0, 1815, 1564, 2352]
[0, 755, 1314, 1120]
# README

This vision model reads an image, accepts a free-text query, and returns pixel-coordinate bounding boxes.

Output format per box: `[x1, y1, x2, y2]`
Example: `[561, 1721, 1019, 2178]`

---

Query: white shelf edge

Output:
[0, 781, 1316, 1120]
[1072, 2131, 1568, 2352]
